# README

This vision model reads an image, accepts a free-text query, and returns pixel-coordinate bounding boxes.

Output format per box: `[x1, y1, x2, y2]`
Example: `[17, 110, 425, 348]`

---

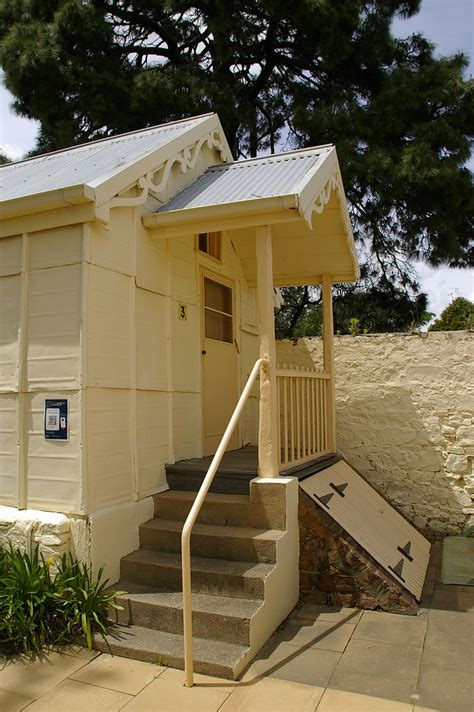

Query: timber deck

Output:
[165, 447, 340, 494]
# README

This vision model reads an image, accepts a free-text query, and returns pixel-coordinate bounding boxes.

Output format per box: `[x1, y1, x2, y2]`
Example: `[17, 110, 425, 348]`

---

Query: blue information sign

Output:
[44, 399, 68, 440]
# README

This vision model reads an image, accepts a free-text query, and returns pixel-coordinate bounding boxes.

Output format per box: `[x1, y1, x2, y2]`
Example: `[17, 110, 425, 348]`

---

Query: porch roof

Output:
[143, 145, 359, 286]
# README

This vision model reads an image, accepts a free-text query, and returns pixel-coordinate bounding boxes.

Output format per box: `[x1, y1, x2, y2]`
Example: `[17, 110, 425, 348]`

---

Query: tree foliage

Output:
[428, 296, 474, 332]
[1, 1, 472, 332]
[275, 284, 432, 337]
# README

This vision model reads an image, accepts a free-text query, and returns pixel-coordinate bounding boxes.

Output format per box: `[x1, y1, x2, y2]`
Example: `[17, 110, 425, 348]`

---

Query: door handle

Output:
[202, 350, 207, 355]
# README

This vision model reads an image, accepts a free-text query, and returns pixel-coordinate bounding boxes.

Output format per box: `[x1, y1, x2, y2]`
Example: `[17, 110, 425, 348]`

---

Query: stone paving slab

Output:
[420, 635, 473, 675]
[316, 687, 414, 711]
[352, 609, 427, 647]
[291, 603, 363, 625]
[0, 648, 98, 698]
[70, 653, 166, 695]
[274, 619, 356, 652]
[416, 664, 473, 712]
[327, 667, 417, 706]
[220, 676, 324, 712]
[243, 641, 342, 686]
[330, 637, 422, 683]
[121, 667, 235, 712]
[0, 688, 33, 712]
[23, 679, 131, 711]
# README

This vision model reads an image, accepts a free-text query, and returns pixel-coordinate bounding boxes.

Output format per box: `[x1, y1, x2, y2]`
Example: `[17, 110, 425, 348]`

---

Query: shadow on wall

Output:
[276, 334, 473, 535]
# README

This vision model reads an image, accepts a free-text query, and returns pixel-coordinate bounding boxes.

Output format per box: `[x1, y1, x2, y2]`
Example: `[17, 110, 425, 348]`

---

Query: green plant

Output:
[348, 317, 361, 336]
[0, 545, 124, 656]
[55, 556, 125, 649]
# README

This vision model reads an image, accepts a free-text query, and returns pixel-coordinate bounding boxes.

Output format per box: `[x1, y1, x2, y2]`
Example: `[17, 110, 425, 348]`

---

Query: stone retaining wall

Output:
[277, 331, 473, 535]
[0, 506, 89, 563]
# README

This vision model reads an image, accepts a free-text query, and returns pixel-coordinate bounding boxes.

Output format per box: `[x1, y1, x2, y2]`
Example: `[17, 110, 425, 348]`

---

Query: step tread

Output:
[94, 624, 248, 673]
[141, 518, 284, 540]
[123, 549, 274, 578]
[113, 581, 263, 618]
[156, 490, 250, 505]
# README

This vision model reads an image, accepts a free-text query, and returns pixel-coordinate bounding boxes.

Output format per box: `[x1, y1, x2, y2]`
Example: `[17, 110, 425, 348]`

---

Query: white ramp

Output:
[299, 460, 431, 600]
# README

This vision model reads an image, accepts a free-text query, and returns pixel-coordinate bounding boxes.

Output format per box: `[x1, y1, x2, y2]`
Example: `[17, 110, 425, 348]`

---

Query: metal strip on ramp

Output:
[299, 460, 431, 600]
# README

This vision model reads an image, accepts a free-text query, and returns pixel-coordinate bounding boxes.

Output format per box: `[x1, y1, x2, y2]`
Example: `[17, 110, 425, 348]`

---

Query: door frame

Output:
[199, 267, 240, 454]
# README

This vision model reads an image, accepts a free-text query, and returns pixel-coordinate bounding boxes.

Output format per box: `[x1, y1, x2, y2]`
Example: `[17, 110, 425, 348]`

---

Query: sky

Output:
[1, 0, 472, 320]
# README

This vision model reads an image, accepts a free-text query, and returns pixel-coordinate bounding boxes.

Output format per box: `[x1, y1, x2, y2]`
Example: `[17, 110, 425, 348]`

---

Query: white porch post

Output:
[322, 273, 336, 452]
[256, 225, 280, 477]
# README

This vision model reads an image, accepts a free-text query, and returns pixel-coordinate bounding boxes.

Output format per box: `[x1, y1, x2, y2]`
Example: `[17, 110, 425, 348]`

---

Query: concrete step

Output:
[112, 582, 262, 645]
[93, 624, 249, 679]
[139, 518, 282, 563]
[120, 549, 273, 599]
[154, 490, 253, 527]
[166, 468, 254, 495]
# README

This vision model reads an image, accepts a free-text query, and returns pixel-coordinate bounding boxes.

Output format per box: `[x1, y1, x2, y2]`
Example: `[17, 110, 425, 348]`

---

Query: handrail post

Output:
[181, 358, 266, 687]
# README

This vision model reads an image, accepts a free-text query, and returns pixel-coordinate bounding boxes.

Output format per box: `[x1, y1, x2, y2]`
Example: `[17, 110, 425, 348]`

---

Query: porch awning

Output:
[143, 145, 359, 286]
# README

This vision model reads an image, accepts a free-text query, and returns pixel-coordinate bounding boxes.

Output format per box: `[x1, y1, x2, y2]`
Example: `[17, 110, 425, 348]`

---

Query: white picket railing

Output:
[276, 365, 331, 468]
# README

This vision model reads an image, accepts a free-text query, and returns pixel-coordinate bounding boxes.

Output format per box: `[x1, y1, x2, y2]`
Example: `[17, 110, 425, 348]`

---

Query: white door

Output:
[201, 273, 239, 456]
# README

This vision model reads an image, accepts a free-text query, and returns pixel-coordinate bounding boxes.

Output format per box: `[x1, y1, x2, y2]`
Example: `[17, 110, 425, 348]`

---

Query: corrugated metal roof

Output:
[0, 115, 212, 202]
[157, 147, 332, 213]
[299, 460, 431, 600]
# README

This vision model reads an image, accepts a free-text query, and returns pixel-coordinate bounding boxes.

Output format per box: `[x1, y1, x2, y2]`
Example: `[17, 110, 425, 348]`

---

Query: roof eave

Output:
[143, 194, 300, 232]
[0, 184, 96, 222]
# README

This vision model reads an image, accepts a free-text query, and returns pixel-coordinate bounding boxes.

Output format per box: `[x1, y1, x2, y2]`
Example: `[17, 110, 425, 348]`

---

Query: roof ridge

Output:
[1, 113, 214, 169]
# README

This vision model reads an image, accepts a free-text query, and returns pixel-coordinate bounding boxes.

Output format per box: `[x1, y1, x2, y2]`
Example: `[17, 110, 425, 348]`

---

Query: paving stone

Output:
[70, 653, 166, 695]
[416, 664, 473, 712]
[0, 688, 33, 712]
[426, 608, 474, 641]
[292, 603, 363, 625]
[220, 676, 324, 711]
[317, 687, 413, 711]
[274, 620, 356, 652]
[0, 649, 97, 698]
[23, 679, 131, 711]
[332, 638, 422, 684]
[242, 641, 341, 687]
[431, 584, 474, 613]
[121, 667, 235, 712]
[353, 610, 427, 647]
[421, 634, 473, 674]
[326, 668, 417, 705]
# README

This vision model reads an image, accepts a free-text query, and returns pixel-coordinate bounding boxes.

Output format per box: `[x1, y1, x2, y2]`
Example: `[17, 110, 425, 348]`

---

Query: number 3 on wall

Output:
[178, 303, 187, 320]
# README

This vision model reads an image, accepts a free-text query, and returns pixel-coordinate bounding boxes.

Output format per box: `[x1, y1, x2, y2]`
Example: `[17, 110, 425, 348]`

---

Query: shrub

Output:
[0, 545, 124, 656]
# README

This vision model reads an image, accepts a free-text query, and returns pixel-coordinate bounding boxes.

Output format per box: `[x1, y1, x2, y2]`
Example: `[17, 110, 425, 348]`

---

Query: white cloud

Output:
[416, 262, 474, 319]
[0, 142, 26, 161]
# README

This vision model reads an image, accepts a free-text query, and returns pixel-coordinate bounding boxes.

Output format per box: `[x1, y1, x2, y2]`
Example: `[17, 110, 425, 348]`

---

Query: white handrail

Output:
[181, 357, 267, 687]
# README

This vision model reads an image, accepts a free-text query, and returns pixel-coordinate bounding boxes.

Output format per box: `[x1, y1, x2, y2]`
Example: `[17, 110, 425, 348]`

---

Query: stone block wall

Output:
[277, 331, 473, 534]
[0, 506, 89, 564]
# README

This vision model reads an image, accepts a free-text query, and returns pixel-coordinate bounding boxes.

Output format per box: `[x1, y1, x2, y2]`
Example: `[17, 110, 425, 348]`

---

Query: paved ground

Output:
[1, 541, 472, 711]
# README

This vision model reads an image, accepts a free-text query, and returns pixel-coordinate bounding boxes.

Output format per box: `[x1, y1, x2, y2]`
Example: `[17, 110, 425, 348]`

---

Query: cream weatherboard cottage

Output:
[1, 114, 428, 679]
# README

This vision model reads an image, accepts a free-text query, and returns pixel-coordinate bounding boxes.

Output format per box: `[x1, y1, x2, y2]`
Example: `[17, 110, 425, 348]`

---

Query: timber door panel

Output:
[202, 272, 239, 456]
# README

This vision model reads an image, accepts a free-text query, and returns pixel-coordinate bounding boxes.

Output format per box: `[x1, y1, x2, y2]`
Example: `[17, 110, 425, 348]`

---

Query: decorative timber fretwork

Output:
[301, 169, 356, 264]
[96, 129, 230, 226]
[302, 171, 348, 226]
